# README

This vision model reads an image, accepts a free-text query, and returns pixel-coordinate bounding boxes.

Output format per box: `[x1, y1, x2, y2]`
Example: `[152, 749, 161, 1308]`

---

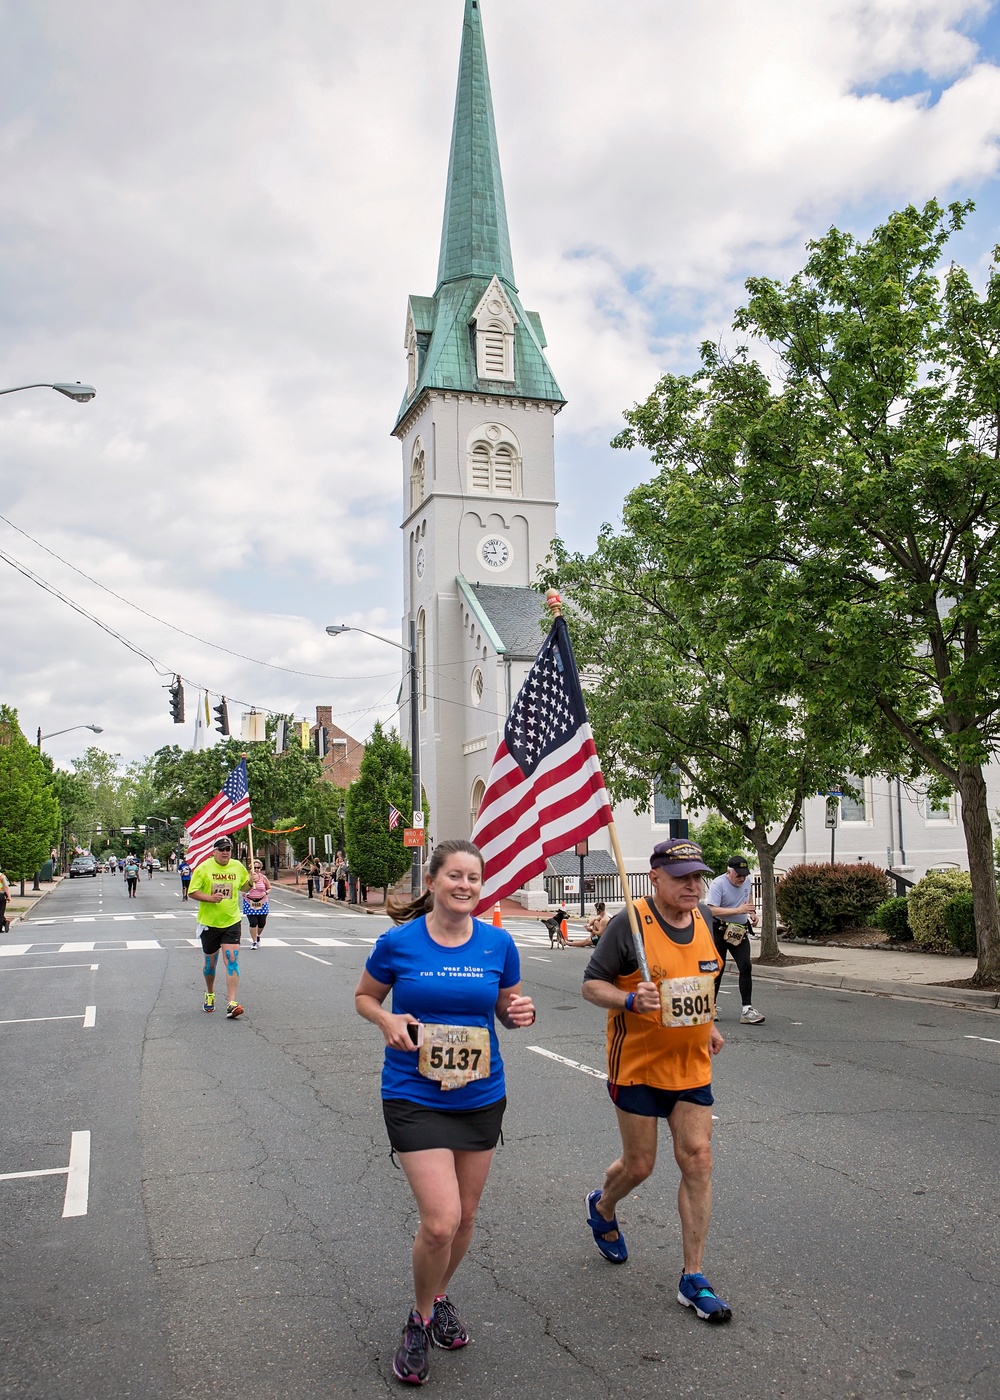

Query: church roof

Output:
[458, 578, 548, 660]
[393, 1, 564, 431]
[437, 0, 515, 290]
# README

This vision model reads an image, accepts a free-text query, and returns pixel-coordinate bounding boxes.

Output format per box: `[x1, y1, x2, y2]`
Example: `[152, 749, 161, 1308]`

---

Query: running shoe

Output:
[740, 1007, 765, 1024]
[226, 1001, 244, 1019]
[392, 1309, 430, 1385]
[677, 1272, 732, 1324]
[203, 992, 215, 1013]
[429, 1294, 469, 1349]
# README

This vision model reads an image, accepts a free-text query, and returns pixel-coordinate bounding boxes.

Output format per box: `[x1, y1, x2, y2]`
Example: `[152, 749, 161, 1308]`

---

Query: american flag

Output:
[388, 803, 403, 830]
[183, 760, 253, 868]
[471, 615, 611, 912]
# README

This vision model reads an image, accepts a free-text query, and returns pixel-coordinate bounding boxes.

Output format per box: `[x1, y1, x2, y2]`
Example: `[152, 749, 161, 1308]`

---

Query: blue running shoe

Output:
[586, 1189, 628, 1263]
[677, 1272, 732, 1323]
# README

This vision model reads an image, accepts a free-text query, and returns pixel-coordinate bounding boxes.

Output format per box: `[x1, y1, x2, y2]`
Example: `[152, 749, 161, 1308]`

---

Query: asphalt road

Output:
[1, 871, 998, 1399]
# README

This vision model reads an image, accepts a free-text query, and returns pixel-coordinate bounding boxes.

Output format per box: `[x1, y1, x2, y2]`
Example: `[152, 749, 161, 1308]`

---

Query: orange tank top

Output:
[605, 898, 719, 1091]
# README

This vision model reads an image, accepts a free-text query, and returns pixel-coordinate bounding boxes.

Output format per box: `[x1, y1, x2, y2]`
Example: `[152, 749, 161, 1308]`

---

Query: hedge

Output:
[942, 891, 976, 955]
[872, 896, 911, 942]
[775, 863, 891, 939]
[907, 870, 972, 951]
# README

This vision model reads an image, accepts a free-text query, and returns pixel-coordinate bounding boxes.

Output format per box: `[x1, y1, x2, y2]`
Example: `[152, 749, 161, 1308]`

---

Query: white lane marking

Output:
[300, 912, 328, 918]
[0, 963, 100, 973]
[528, 956, 552, 962]
[125, 941, 162, 950]
[0, 1131, 91, 1219]
[259, 938, 289, 946]
[31, 920, 55, 925]
[73, 917, 95, 923]
[965, 1035, 1000, 1045]
[527, 1045, 606, 1080]
[267, 912, 293, 918]
[60, 942, 95, 953]
[0, 946, 32, 957]
[306, 938, 351, 947]
[297, 951, 332, 966]
[186, 938, 201, 947]
[63, 1131, 91, 1217]
[83, 1005, 96, 1029]
[0, 1013, 89, 1026]
[152, 914, 176, 920]
[112, 916, 135, 922]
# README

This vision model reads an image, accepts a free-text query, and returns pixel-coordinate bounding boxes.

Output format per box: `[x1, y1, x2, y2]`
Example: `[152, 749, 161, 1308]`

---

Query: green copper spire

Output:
[436, 0, 515, 291]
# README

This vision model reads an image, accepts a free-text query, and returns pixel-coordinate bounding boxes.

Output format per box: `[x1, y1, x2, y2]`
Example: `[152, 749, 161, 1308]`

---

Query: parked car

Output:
[69, 856, 98, 879]
[151, 858, 161, 870]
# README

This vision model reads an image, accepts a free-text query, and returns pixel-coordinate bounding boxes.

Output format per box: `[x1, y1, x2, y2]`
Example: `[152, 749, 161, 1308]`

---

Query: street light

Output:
[326, 622, 421, 897]
[37, 724, 103, 751]
[0, 382, 97, 403]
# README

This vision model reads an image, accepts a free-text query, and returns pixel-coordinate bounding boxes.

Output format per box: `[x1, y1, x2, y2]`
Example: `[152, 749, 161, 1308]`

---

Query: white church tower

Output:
[393, 0, 566, 847]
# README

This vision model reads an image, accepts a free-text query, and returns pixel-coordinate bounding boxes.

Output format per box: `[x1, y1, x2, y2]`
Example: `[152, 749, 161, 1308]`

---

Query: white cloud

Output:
[1, 0, 998, 760]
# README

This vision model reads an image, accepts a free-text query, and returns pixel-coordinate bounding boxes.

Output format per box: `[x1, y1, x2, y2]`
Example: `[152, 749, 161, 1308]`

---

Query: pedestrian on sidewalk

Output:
[335, 851, 348, 902]
[0, 866, 10, 932]
[354, 839, 536, 1386]
[188, 836, 252, 1019]
[706, 856, 765, 1025]
[581, 838, 732, 1325]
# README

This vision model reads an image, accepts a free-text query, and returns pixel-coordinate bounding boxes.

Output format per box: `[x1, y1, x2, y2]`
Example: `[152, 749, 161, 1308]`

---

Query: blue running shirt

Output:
[365, 916, 520, 1109]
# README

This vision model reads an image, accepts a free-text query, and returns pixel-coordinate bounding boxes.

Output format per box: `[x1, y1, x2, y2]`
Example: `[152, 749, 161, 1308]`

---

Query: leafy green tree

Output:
[616, 199, 1000, 983]
[689, 814, 753, 878]
[0, 707, 60, 892]
[288, 783, 346, 863]
[345, 722, 414, 897]
[548, 518, 863, 960]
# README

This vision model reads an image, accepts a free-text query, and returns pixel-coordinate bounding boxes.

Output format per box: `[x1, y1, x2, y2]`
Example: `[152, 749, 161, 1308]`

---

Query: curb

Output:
[11, 878, 64, 925]
[754, 965, 1000, 1011]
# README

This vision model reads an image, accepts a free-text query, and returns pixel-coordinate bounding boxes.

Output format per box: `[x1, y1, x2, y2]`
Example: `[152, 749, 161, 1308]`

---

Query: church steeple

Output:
[436, 0, 515, 292]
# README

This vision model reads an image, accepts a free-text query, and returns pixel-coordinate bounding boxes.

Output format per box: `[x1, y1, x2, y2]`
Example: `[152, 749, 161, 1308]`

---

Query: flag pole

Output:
[544, 589, 651, 983]
[241, 752, 256, 873]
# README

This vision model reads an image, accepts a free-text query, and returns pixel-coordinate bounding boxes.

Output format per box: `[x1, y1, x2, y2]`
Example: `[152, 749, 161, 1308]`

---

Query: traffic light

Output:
[169, 676, 185, 724]
[213, 698, 230, 736]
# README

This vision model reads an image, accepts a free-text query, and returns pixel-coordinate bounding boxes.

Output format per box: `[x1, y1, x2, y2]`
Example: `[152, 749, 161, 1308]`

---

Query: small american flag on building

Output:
[388, 803, 403, 830]
[183, 759, 253, 867]
[471, 614, 612, 913]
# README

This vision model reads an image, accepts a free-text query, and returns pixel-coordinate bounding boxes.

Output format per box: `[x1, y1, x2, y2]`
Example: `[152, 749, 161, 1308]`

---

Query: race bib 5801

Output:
[659, 975, 715, 1028]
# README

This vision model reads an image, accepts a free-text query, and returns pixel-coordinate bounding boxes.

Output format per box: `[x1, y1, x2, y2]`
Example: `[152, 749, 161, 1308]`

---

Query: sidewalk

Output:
[6, 876, 64, 925]
[754, 940, 997, 1011]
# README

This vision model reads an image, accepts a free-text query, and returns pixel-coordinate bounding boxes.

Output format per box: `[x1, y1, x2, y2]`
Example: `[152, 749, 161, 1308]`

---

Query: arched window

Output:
[467, 427, 522, 496]
[471, 667, 485, 706]
[471, 778, 486, 832]
[416, 609, 427, 711]
[471, 277, 517, 383]
[410, 444, 425, 511]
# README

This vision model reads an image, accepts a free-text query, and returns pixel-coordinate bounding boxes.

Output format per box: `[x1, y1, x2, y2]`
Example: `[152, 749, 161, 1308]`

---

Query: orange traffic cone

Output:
[560, 918, 568, 945]
[492, 904, 503, 928]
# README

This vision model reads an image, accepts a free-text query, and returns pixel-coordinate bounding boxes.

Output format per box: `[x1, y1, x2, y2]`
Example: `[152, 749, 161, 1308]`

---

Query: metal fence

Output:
[542, 872, 766, 909]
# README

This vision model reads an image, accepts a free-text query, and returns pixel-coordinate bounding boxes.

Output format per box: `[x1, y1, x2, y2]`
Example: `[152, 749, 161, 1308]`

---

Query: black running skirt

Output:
[382, 1096, 506, 1154]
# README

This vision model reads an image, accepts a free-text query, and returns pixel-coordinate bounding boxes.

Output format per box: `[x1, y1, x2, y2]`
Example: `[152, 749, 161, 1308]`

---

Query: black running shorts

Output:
[382, 1096, 506, 1154]
[199, 922, 242, 956]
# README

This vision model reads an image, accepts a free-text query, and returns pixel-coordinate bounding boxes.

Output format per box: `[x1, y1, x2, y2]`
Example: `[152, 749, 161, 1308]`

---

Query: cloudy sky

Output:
[3, 0, 1000, 770]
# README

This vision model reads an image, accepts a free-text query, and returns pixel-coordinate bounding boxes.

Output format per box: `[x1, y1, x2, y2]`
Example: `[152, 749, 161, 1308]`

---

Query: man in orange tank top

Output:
[581, 838, 732, 1323]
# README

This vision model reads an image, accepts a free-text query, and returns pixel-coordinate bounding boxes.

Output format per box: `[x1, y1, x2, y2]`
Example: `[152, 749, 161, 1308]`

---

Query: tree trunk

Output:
[754, 841, 781, 962]
[957, 760, 1000, 985]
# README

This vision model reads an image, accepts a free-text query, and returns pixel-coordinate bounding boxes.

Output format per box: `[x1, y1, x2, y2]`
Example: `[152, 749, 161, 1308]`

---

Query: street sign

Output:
[403, 828, 425, 848]
[564, 875, 579, 898]
[120, 827, 135, 835]
[825, 796, 839, 830]
[574, 839, 588, 858]
[412, 810, 424, 829]
[323, 833, 333, 855]
[308, 836, 316, 855]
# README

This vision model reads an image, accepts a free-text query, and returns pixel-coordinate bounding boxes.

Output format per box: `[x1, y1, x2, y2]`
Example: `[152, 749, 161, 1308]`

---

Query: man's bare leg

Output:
[593, 1107, 659, 1240]
[667, 1100, 714, 1273]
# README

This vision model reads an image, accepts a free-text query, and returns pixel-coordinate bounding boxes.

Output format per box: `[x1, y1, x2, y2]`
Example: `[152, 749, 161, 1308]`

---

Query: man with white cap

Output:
[581, 838, 732, 1323]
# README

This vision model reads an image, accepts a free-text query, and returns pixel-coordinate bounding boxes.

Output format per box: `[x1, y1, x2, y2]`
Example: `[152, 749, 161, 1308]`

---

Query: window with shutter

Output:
[493, 446, 514, 493]
[470, 444, 491, 491]
[410, 448, 425, 510]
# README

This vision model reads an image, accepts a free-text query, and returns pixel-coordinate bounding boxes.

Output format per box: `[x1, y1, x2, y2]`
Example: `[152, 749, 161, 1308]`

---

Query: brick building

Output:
[311, 707, 365, 789]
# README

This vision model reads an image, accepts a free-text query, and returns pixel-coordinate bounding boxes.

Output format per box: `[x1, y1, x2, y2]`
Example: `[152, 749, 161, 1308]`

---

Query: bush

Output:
[688, 814, 753, 877]
[908, 870, 972, 951]
[942, 891, 976, 955]
[775, 863, 891, 939]
[872, 896, 911, 942]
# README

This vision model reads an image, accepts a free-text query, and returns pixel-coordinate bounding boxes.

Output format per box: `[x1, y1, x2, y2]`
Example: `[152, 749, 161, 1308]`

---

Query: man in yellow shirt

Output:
[581, 838, 731, 1323]
[188, 837, 252, 1019]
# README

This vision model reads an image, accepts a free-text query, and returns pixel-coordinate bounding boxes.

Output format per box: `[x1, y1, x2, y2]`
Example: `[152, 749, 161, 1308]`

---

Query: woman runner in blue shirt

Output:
[354, 839, 535, 1387]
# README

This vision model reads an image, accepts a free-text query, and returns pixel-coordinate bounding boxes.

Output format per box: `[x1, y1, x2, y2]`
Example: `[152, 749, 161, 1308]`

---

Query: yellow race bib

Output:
[417, 1024, 491, 1091]
[659, 975, 715, 1028]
